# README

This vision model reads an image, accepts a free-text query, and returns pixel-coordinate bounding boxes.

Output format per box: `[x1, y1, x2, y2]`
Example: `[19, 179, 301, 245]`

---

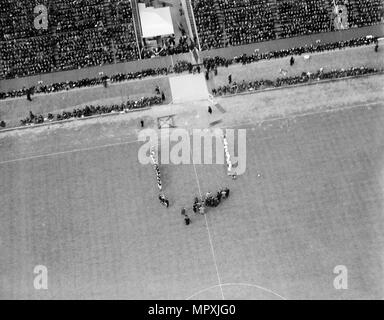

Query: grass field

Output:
[0, 75, 383, 299]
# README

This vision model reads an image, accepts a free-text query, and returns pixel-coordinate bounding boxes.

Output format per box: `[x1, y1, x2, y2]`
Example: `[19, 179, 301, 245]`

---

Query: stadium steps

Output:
[103, 0, 113, 27]
[131, 0, 144, 50]
[102, 0, 116, 62]
[184, 0, 200, 47]
[328, 0, 337, 31]
[268, 0, 283, 38]
[212, 0, 228, 47]
[273, 0, 286, 38]
[106, 0, 126, 63]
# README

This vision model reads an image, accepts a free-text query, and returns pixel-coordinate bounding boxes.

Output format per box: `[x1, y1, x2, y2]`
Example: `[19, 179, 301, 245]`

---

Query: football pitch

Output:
[0, 80, 383, 299]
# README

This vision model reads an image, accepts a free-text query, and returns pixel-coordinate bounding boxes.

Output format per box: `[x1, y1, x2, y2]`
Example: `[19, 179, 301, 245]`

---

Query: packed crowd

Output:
[1, 36, 57, 78]
[141, 34, 194, 58]
[173, 61, 194, 74]
[203, 36, 379, 70]
[277, 0, 331, 38]
[19, 96, 162, 126]
[193, 0, 224, 50]
[212, 66, 381, 96]
[1, 35, 379, 100]
[1, 0, 383, 79]
[344, 0, 384, 28]
[220, 0, 276, 46]
[0, 0, 139, 79]
[0, 63, 195, 100]
[0, 0, 45, 41]
[191, 0, 383, 50]
[51, 0, 109, 34]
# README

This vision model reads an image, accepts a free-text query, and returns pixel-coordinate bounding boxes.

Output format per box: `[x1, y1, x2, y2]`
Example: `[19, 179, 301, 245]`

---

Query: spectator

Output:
[277, 0, 331, 38]
[342, 0, 383, 28]
[193, 0, 224, 50]
[0, 63, 192, 100]
[203, 36, 379, 70]
[19, 95, 163, 127]
[1, 0, 383, 81]
[0, 0, 138, 79]
[26, 89, 32, 101]
[219, 0, 276, 46]
[212, 67, 380, 96]
[0, 36, 379, 100]
[141, 34, 193, 58]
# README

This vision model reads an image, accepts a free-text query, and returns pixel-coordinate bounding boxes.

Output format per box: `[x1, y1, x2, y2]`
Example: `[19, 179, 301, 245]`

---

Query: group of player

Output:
[150, 147, 169, 208]
[150, 148, 162, 190]
[151, 147, 232, 226]
[178, 188, 231, 225]
[223, 135, 233, 174]
[159, 194, 169, 207]
[194, 188, 230, 210]
[154, 163, 162, 190]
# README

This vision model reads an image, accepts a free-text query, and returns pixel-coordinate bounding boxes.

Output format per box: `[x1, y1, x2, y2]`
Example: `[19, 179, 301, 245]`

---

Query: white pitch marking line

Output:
[0, 138, 139, 165]
[190, 145, 225, 300]
[186, 282, 287, 300]
[226, 101, 383, 129]
[1, 100, 381, 166]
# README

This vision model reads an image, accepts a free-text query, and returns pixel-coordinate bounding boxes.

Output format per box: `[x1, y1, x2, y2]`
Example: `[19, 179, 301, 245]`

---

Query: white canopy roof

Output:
[138, 3, 174, 38]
